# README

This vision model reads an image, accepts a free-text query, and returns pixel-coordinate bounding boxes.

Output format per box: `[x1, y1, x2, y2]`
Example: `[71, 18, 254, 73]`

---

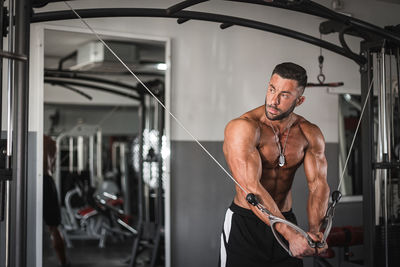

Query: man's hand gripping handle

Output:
[246, 192, 341, 257]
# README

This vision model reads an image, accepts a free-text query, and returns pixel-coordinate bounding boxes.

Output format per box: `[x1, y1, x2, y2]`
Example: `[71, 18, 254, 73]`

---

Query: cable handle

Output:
[247, 193, 322, 256]
[318, 190, 342, 246]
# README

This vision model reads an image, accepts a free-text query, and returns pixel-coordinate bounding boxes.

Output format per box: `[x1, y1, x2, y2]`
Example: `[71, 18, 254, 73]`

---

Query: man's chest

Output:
[257, 126, 308, 168]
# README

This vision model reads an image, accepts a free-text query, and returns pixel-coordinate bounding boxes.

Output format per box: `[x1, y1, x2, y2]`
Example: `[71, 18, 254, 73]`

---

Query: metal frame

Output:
[44, 78, 142, 100]
[30, 2, 400, 267]
[9, 0, 30, 266]
[1, 0, 399, 266]
[360, 40, 375, 267]
[44, 69, 158, 96]
[31, 8, 367, 65]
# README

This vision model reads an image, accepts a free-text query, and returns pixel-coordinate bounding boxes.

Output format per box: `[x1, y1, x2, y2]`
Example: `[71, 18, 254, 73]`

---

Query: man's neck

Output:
[266, 114, 295, 133]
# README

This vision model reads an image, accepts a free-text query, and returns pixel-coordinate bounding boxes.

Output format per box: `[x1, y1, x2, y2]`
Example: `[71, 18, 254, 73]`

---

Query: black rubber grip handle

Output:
[246, 193, 259, 206]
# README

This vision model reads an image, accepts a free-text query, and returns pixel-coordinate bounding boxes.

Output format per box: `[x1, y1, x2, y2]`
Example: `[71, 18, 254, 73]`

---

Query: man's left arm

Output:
[302, 123, 330, 238]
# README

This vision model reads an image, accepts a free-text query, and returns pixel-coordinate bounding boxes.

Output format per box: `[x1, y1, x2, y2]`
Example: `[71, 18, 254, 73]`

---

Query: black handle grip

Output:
[331, 190, 342, 203]
[246, 193, 259, 206]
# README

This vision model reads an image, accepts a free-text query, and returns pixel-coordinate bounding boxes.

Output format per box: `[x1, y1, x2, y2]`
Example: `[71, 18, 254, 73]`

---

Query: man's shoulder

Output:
[297, 116, 325, 146]
[224, 117, 260, 147]
[225, 117, 260, 134]
[226, 106, 263, 131]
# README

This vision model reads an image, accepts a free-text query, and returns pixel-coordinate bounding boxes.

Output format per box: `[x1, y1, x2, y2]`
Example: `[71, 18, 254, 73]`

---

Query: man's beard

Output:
[265, 100, 297, 121]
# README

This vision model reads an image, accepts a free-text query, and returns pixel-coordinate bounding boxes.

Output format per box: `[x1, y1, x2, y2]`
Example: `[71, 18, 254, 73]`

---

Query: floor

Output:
[43, 227, 160, 267]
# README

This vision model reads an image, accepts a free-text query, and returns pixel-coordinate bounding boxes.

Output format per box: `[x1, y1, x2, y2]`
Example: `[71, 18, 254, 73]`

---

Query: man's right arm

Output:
[223, 119, 294, 237]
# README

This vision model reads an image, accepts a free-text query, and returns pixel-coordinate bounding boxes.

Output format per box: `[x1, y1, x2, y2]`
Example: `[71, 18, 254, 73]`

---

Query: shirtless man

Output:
[220, 62, 330, 267]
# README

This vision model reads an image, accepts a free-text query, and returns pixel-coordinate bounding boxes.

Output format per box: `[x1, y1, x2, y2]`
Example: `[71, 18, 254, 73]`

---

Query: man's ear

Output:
[296, 96, 305, 106]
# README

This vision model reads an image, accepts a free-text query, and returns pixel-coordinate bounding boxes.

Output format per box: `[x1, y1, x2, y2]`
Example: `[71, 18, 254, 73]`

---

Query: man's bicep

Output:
[304, 148, 327, 186]
[223, 120, 262, 188]
[303, 131, 328, 188]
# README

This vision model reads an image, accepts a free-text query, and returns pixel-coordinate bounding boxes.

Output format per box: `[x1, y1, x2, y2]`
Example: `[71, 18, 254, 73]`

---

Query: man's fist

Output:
[287, 231, 328, 258]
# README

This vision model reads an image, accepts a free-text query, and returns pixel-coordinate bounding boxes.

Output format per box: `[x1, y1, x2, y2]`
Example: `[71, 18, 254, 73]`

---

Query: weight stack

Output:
[375, 223, 400, 266]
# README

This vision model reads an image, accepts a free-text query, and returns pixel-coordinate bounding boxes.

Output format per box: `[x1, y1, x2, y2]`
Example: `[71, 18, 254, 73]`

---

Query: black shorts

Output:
[43, 174, 61, 226]
[219, 202, 303, 267]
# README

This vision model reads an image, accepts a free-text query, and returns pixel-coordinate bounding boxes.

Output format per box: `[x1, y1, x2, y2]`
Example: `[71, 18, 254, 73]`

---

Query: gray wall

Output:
[171, 141, 363, 267]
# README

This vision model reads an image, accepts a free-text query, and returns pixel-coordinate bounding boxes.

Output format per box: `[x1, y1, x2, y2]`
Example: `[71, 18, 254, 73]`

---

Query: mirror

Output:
[42, 27, 169, 266]
[338, 93, 363, 196]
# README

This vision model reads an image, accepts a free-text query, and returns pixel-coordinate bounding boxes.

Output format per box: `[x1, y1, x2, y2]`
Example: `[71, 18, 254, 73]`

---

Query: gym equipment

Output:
[55, 124, 103, 197]
[0, 0, 30, 266]
[55, 1, 398, 264]
[129, 94, 166, 267]
[306, 35, 344, 88]
[1, 1, 400, 266]
[61, 172, 135, 248]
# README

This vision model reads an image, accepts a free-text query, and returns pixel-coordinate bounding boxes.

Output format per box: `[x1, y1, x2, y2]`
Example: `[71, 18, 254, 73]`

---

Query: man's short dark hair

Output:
[272, 62, 307, 94]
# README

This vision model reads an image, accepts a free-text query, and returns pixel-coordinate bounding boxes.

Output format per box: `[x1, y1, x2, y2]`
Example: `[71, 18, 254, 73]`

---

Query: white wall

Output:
[33, 0, 400, 143]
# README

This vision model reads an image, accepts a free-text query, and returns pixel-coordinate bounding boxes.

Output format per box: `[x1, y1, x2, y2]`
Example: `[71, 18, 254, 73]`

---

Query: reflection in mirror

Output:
[338, 94, 363, 196]
[43, 28, 167, 266]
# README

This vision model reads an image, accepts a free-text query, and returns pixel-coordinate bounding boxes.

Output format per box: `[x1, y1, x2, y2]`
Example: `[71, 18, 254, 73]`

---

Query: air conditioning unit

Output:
[70, 41, 139, 73]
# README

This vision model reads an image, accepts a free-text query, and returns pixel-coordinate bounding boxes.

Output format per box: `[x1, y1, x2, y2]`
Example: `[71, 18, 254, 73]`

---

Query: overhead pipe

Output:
[57, 83, 93, 100]
[228, 0, 400, 44]
[166, 0, 208, 15]
[31, 8, 366, 65]
[220, 23, 234, 30]
[57, 50, 76, 70]
[44, 69, 144, 95]
[33, 0, 400, 44]
[44, 78, 142, 101]
[177, 18, 190, 24]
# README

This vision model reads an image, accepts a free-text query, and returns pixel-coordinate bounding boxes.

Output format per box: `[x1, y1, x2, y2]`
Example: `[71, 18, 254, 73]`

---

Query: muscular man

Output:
[220, 63, 330, 267]
[43, 135, 70, 267]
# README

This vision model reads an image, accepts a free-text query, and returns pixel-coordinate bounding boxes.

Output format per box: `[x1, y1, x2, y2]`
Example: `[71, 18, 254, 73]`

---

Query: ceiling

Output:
[43, 29, 166, 106]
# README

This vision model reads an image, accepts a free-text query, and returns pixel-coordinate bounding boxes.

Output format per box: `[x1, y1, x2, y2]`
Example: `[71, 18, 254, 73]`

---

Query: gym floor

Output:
[42, 227, 150, 267]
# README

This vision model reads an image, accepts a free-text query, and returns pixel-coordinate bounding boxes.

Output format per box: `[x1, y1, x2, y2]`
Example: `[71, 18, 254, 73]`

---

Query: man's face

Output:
[265, 74, 305, 121]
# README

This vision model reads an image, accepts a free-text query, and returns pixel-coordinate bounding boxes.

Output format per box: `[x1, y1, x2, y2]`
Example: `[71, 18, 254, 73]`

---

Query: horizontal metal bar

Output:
[58, 83, 93, 100]
[44, 78, 142, 101]
[228, 0, 400, 44]
[177, 18, 190, 24]
[304, 0, 400, 44]
[373, 162, 400, 169]
[31, 8, 366, 65]
[0, 50, 27, 61]
[44, 69, 143, 95]
[167, 0, 208, 15]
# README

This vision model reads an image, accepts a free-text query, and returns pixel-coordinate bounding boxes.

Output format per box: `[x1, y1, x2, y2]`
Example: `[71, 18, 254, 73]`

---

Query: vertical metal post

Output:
[96, 130, 102, 185]
[156, 96, 164, 225]
[4, 0, 15, 262]
[77, 136, 83, 174]
[149, 94, 165, 267]
[144, 95, 151, 222]
[119, 143, 130, 214]
[360, 42, 375, 267]
[138, 100, 145, 225]
[396, 49, 400, 150]
[89, 135, 94, 187]
[9, 0, 30, 266]
[379, 43, 389, 267]
[129, 98, 145, 267]
[0, 0, 5, 226]
[69, 137, 73, 172]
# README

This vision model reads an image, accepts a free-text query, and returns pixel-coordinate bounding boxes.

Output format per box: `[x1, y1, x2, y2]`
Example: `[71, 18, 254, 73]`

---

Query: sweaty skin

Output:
[223, 74, 330, 258]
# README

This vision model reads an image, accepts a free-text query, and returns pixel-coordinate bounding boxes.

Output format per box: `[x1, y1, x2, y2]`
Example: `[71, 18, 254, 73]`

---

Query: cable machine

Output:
[0, 0, 399, 266]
